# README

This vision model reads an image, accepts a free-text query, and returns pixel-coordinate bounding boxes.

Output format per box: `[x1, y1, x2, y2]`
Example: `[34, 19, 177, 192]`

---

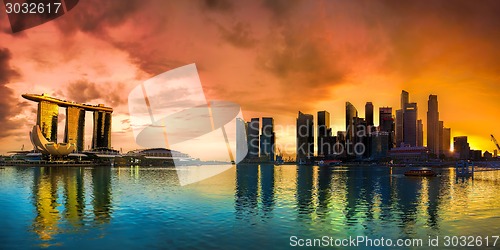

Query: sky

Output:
[0, 0, 499, 159]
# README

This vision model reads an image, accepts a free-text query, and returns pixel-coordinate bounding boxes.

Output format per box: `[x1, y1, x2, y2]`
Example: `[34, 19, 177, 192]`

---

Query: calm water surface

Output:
[1, 165, 500, 249]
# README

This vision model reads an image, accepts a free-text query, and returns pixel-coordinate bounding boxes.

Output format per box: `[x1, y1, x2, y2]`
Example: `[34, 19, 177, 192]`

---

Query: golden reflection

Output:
[32, 168, 60, 241]
[31, 167, 113, 242]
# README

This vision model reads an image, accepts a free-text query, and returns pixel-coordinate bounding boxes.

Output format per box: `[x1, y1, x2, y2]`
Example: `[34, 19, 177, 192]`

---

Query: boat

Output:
[404, 169, 437, 177]
[318, 160, 342, 167]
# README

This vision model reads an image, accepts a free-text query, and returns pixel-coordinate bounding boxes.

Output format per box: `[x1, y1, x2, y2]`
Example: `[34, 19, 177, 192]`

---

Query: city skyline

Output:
[0, 0, 499, 158]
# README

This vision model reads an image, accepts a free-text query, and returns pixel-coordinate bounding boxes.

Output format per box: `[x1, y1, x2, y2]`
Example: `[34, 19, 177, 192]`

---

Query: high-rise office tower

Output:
[365, 102, 374, 127]
[416, 119, 423, 147]
[92, 111, 112, 149]
[395, 109, 403, 147]
[260, 117, 275, 161]
[395, 90, 409, 147]
[64, 106, 85, 152]
[247, 118, 260, 159]
[379, 107, 394, 149]
[403, 103, 417, 146]
[379, 107, 393, 132]
[37, 101, 59, 142]
[454, 136, 469, 160]
[427, 95, 440, 155]
[438, 121, 444, 155]
[401, 90, 409, 112]
[317, 111, 331, 157]
[443, 127, 451, 155]
[345, 102, 358, 142]
[297, 111, 314, 162]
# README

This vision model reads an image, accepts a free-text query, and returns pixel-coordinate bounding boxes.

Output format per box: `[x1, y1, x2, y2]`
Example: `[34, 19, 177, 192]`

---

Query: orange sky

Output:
[0, 0, 499, 157]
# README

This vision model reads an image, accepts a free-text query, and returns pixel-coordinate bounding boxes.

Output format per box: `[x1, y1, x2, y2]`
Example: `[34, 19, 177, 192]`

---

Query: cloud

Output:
[201, 0, 233, 12]
[217, 22, 257, 48]
[0, 48, 21, 138]
[56, 0, 144, 34]
[64, 79, 126, 107]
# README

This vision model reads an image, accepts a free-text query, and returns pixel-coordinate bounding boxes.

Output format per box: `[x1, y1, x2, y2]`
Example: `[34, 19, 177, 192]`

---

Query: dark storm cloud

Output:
[201, 0, 233, 12]
[56, 0, 144, 34]
[262, 0, 302, 18]
[358, 0, 500, 77]
[0, 48, 20, 138]
[217, 22, 257, 48]
[65, 79, 126, 107]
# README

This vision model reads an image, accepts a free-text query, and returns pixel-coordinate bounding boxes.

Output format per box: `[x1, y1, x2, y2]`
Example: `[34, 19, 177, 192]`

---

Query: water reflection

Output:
[233, 165, 500, 237]
[31, 167, 113, 242]
[2, 164, 500, 249]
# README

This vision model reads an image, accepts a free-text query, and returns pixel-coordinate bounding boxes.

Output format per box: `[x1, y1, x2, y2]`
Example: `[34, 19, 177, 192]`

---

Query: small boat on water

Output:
[318, 160, 342, 167]
[404, 169, 437, 177]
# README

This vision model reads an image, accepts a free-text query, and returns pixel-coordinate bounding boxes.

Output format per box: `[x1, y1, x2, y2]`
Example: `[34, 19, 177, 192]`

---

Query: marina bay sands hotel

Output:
[22, 93, 113, 152]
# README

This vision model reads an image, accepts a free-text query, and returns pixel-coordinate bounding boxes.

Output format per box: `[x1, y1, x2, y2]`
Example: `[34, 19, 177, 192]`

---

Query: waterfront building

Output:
[389, 146, 429, 162]
[453, 136, 470, 160]
[396, 90, 409, 147]
[427, 95, 440, 155]
[345, 102, 358, 155]
[370, 131, 389, 160]
[247, 118, 260, 159]
[37, 101, 59, 142]
[65, 107, 85, 152]
[416, 119, 423, 147]
[443, 127, 451, 155]
[470, 150, 482, 161]
[22, 93, 113, 156]
[297, 112, 314, 163]
[403, 102, 417, 146]
[92, 111, 112, 149]
[379, 107, 394, 149]
[260, 117, 275, 162]
[395, 109, 404, 146]
[365, 102, 374, 128]
[317, 111, 330, 157]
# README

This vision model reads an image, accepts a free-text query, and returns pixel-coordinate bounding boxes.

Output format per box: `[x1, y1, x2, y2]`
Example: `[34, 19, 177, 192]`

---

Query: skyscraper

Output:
[403, 103, 417, 146]
[365, 102, 374, 127]
[345, 102, 358, 143]
[247, 118, 260, 159]
[454, 136, 469, 160]
[37, 101, 59, 142]
[260, 117, 275, 162]
[395, 109, 403, 147]
[427, 95, 440, 155]
[297, 111, 314, 163]
[65, 106, 85, 151]
[416, 119, 423, 147]
[401, 90, 409, 112]
[438, 121, 444, 156]
[396, 90, 409, 147]
[443, 127, 451, 155]
[317, 111, 330, 157]
[379, 107, 394, 149]
[379, 107, 393, 132]
[92, 111, 112, 149]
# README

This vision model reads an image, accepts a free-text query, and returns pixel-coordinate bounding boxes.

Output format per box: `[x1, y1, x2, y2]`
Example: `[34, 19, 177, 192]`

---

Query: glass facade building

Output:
[92, 111, 112, 149]
[317, 111, 330, 157]
[65, 106, 86, 152]
[37, 101, 59, 142]
[296, 111, 314, 163]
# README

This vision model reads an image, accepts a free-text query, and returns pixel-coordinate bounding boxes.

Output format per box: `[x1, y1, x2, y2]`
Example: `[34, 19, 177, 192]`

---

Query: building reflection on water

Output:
[31, 167, 112, 241]
[234, 164, 454, 235]
[5, 163, 497, 247]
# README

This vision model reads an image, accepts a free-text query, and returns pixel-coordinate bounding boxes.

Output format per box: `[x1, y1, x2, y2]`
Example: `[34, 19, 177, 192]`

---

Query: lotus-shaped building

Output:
[30, 125, 75, 156]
